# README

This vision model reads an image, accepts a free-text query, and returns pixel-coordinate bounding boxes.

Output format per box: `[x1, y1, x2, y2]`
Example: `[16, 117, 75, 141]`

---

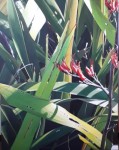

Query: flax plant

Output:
[0, 0, 118, 150]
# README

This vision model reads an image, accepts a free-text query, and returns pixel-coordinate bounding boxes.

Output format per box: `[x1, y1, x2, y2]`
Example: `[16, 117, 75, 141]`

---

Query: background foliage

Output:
[0, 0, 118, 150]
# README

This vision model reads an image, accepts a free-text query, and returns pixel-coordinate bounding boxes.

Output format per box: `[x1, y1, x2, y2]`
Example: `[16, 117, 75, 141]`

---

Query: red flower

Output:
[70, 59, 78, 74]
[85, 60, 95, 77]
[56, 60, 71, 74]
[70, 59, 86, 81]
[111, 52, 118, 68]
[77, 66, 86, 81]
[61, 60, 71, 72]
[105, 0, 119, 13]
[85, 66, 93, 77]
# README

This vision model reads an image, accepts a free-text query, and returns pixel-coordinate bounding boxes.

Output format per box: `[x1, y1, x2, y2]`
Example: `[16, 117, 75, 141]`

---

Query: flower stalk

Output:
[100, 1, 119, 149]
[100, 64, 114, 150]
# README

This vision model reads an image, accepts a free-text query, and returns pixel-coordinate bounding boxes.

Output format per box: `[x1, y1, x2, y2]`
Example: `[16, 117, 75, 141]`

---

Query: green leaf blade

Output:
[7, 0, 33, 78]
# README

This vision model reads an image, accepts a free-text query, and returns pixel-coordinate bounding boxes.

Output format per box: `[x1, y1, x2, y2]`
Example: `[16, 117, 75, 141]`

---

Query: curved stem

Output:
[100, 64, 114, 150]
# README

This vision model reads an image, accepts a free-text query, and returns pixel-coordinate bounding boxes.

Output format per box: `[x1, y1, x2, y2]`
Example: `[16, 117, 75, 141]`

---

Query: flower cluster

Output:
[105, 0, 119, 13]
[56, 50, 118, 82]
[56, 59, 95, 82]
[111, 51, 118, 68]
[70, 59, 86, 81]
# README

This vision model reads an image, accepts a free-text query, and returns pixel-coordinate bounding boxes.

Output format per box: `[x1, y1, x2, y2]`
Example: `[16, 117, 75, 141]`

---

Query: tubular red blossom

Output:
[57, 64, 69, 74]
[56, 60, 71, 74]
[70, 60, 86, 81]
[85, 60, 95, 77]
[61, 60, 71, 72]
[57, 59, 86, 81]
[90, 59, 95, 76]
[115, 0, 119, 10]
[105, 0, 119, 13]
[76, 62, 86, 81]
[70, 59, 78, 74]
[85, 66, 93, 77]
[111, 52, 118, 68]
[77, 68, 86, 81]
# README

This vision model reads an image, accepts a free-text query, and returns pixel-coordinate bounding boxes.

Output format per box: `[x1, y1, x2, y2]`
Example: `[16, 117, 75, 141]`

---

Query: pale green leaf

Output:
[7, 0, 33, 78]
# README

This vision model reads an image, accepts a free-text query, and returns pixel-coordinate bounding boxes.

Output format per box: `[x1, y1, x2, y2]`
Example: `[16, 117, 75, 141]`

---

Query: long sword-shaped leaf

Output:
[0, 83, 102, 148]
[45, 0, 65, 22]
[78, 135, 99, 150]
[17, 8, 40, 81]
[1, 107, 16, 145]
[7, 0, 32, 78]
[19, 81, 117, 112]
[91, 21, 101, 60]
[0, 64, 13, 84]
[23, 0, 46, 40]
[35, 43, 46, 63]
[75, 3, 93, 46]
[17, 82, 118, 108]
[0, 12, 12, 39]
[35, 0, 63, 35]
[0, 44, 25, 80]
[31, 126, 73, 150]
[84, 0, 116, 46]
[21, 82, 108, 100]
[13, 114, 40, 150]
[97, 49, 114, 80]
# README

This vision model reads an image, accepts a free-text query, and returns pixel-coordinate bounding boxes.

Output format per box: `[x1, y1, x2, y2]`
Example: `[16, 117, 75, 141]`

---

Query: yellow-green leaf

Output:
[0, 83, 102, 148]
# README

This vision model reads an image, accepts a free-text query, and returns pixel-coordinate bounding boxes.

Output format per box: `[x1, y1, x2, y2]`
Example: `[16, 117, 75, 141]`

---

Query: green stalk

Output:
[45, 34, 49, 66]
[75, 0, 84, 45]
[63, 0, 78, 99]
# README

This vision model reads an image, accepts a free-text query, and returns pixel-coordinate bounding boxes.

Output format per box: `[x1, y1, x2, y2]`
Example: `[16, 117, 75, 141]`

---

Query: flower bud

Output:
[85, 66, 93, 77]
[76, 62, 86, 81]
[70, 59, 78, 74]
[85, 60, 95, 77]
